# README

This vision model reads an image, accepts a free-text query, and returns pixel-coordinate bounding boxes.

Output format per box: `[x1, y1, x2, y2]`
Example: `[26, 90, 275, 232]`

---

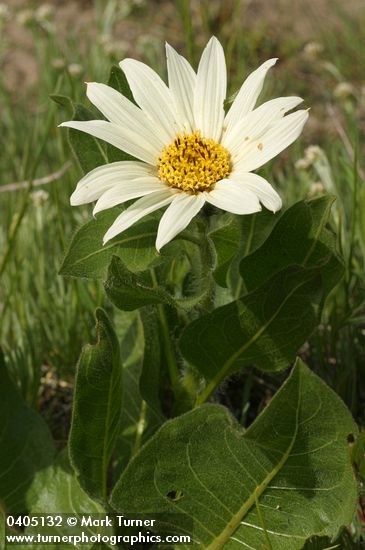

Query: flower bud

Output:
[333, 82, 355, 100]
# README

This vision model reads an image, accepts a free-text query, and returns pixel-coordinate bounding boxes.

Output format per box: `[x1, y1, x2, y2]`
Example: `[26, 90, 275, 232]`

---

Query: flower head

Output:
[60, 37, 308, 251]
[302, 41, 324, 60]
[333, 81, 355, 100]
[0, 3, 10, 22]
[35, 3, 54, 22]
[68, 63, 83, 77]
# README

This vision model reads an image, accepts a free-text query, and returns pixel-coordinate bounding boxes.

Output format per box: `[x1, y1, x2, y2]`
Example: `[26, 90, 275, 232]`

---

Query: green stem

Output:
[345, 148, 358, 311]
[0, 190, 31, 277]
[198, 220, 216, 311]
[150, 270, 180, 394]
[195, 378, 218, 406]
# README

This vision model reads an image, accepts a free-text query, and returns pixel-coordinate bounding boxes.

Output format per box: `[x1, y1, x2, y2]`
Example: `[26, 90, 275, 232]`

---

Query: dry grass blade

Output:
[0, 161, 73, 193]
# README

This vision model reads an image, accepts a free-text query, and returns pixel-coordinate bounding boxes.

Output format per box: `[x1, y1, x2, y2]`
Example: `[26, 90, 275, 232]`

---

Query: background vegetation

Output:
[1, 0, 364, 545]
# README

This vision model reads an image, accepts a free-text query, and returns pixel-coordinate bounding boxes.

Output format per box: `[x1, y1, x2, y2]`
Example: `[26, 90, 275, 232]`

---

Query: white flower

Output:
[60, 37, 308, 251]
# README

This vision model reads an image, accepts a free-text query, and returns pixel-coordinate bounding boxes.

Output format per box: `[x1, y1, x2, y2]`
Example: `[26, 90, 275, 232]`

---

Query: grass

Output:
[0, 0, 364, 543]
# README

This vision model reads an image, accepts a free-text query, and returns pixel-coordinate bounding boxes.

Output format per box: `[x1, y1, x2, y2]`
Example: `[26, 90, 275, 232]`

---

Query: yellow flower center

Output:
[157, 131, 231, 193]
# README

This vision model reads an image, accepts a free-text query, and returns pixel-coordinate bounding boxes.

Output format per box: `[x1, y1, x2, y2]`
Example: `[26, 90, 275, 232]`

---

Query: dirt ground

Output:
[2, 0, 364, 92]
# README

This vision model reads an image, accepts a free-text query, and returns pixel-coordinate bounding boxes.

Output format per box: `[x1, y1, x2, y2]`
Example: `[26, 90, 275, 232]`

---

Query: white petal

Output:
[156, 192, 205, 251]
[194, 37, 226, 141]
[166, 43, 196, 133]
[205, 179, 261, 215]
[120, 58, 180, 142]
[93, 176, 164, 215]
[224, 58, 277, 135]
[59, 120, 159, 165]
[235, 109, 309, 172]
[223, 96, 303, 156]
[86, 82, 166, 150]
[228, 171, 282, 212]
[70, 161, 152, 205]
[103, 189, 176, 244]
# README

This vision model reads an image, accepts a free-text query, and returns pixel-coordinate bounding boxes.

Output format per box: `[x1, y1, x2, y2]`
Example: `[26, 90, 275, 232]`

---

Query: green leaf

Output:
[180, 197, 345, 398]
[209, 217, 240, 287]
[180, 266, 323, 399]
[240, 195, 343, 295]
[139, 304, 193, 418]
[69, 309, 122, 500]
[210, 210, 278, 289]
[26, 457, 107, 516]
[0, 350, 55, 515]
[25, 455, 110, 550]
[106, 65, 136, 163]
[0, 512, 5, 550]
[352, 430, 365, 482]
[358, 185, 365, 259]
[113, 310, 144, 477]
[56, 66, 140, 170]
[105, 256, 176, 311]
[56, 96, 109, 173]
[105, 256, 207, 312]
[302, 535, 347, 549]
[139, 307, 165, 420]
[107, 65, 134, 101]
[59, 210, 160, 278]
[111, 360, 357, 550]
[50, 93, 74, 113]
[113, 310, 162, 478]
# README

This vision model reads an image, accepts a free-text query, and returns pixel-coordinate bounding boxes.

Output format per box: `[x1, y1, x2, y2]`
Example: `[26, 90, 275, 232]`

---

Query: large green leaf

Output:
[0, 512, 5, 550]
[0, 351, 55, 515]
[139, 307, 165, 419]
[113, 310, 162, 478]
[139, 304, 195, 418]
[209, 216, 240, 288]
[113, 310, 144, 475]
[59, 210, 160, 278]
[180, 266, 323, 399]
[24, 456, 111, 550]
[111, 360, 357, 550]
[210, 210, 277, 289]
[69, 309, 122, 500]
[240, 195, 343, 295]
[181, 197, 344, 399]
[303, 533, 354, 549]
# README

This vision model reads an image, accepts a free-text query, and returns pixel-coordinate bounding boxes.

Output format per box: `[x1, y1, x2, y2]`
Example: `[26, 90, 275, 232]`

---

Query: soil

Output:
[1, 0, 363, 92]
